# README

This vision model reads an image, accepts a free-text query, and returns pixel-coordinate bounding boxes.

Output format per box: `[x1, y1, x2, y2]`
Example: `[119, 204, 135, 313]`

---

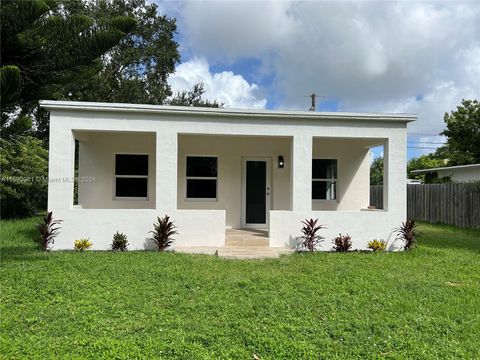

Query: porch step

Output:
[174, 246, 293, 259]
[173, 228, 294, 259]
[218, 246, 293, 259]
[224, 239, 270, 247]
[225, 228, 269, 247]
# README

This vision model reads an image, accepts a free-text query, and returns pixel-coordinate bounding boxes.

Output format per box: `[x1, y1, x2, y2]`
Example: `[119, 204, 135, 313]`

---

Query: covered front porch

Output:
[66, 130, 391, 252]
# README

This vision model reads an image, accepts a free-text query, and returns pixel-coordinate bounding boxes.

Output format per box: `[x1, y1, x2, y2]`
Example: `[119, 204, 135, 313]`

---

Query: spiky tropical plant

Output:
[332, 234, 352, 252]
[149, 215, 178, 251]
[395, 219, 418, 251]
[296, 218, 326, 252]
[37, 211, 62, 251]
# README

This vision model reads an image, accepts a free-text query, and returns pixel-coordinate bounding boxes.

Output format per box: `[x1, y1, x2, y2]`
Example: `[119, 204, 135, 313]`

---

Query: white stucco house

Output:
[411, 164, 480, 182]
[41, 100, 415, 252]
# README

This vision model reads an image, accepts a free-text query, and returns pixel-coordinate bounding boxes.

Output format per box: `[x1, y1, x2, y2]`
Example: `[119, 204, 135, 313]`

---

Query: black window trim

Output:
[185, 155, 218, 201]
[312, 158, 338, 201]
[114, 153, 149, 200]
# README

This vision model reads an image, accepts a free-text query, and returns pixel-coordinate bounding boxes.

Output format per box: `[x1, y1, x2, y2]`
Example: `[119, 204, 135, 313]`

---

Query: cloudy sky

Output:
[157, 1, 480, 159]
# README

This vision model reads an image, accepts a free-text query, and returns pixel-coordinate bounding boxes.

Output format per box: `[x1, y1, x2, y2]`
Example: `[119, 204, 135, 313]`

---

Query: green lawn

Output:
[1, 218, 479, 359]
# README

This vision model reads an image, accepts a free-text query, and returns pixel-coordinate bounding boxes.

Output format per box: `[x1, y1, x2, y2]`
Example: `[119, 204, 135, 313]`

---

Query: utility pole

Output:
[307, 93, 324, 111]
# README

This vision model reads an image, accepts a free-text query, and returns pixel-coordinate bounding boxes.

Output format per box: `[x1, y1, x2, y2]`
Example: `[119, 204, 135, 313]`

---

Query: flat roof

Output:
[40, 100, 416, 123]
[411, 163, 480, 173]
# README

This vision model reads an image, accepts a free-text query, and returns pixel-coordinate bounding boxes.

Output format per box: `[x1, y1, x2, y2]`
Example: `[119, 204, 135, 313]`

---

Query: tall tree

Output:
[65, 0, 180, 105]
[435, 99, 480, 165]
[1, 0, 135, 218]
[0, 0, 135, 118]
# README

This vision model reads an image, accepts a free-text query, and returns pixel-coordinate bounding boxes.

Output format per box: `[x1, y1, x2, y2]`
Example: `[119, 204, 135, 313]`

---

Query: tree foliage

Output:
[167, 83, 222, 108]
[370, 157, 383, 185]
[407, 154, 446, 182]
[435, 99, 480, 166]
[1, 0, 136, 116]
[406, 99, 479, 183]
[65, 0, 180, 105]
[0, 135, 48, 218]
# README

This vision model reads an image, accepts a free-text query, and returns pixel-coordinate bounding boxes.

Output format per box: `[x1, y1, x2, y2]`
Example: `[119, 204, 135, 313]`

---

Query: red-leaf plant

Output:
[395, 219, 418, 251]
[149, 215, 178, 251]
[296, 218, 326, 252]
[37, 211, 62, 251]
[332, 233, 352, 252]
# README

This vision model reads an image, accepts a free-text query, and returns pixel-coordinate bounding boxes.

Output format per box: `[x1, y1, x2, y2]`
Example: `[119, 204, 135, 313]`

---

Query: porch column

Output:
[47, 117, 75, 210]
[384, 132, 407, 217]
[291, 134, 312, 212]
[383, 140, 389, 211]
[155, 129, 178, 211]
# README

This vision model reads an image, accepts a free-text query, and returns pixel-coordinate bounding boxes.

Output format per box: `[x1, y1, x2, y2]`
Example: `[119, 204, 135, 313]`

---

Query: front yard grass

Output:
[1, 218, 479, 359]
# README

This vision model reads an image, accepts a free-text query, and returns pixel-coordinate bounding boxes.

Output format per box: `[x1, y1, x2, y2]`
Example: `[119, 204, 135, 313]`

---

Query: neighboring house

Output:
[41, 101, 415, 251]
[411, 164, 480, 183]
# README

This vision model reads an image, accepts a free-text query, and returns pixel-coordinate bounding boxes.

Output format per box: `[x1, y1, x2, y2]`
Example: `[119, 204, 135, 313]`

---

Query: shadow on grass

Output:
[418, 222, 480, 253]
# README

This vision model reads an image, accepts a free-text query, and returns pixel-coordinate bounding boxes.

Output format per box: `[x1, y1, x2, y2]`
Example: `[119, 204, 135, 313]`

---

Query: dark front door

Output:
[245, 160, 267, 224]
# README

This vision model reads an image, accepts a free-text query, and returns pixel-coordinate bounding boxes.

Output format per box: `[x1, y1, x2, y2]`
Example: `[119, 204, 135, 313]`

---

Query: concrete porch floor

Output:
[174, 228, 293, 259]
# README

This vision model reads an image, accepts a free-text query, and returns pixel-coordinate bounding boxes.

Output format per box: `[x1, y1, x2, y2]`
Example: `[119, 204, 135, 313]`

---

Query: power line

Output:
[407, 146, 442, 149]
[408, 132, 444, 136]
[407, 141, 446, 145]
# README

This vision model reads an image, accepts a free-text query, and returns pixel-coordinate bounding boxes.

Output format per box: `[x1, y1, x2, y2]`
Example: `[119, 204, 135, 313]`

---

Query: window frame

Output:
[312, 158, 338, 201]
[113, 153, 149, 201]
[185, 155, 219, 202]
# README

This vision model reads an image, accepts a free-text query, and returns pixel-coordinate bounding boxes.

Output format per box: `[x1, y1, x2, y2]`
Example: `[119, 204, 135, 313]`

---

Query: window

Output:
[115, 154, 148, 198]
[312, 159, 337, 200]
[186, 156, 218, 199]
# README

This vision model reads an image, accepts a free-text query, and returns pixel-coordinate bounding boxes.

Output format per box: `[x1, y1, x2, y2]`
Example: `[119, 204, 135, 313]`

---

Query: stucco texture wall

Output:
[177, 134, 292, 228]
[46, 104, 409, 251]
[77, 131, 156, 209]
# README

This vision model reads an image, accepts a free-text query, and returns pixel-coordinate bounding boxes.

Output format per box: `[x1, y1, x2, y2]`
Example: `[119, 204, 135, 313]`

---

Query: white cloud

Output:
[167, 57, 267, 109]
[162, 0, 480, 135]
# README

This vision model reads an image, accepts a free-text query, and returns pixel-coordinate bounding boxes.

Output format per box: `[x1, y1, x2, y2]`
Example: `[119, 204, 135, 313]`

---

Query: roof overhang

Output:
[40, 100, 416, 123]
[411, 163, 480, 174]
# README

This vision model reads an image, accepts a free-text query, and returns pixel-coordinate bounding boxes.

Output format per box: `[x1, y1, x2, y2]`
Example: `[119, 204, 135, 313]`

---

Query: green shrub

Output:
[149, 215, 177, 251]
[36, 211, 62, 251]
[0, 136, 48, 218]
[74, 238, 92, 251]
[332, 234, 352, 252]
[367, 239, 387, 252]
[111, 231, 128, 251]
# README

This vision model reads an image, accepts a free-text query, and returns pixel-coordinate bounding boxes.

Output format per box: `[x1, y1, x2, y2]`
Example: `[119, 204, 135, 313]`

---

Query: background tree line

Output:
[370, 99, 480, 185]
[1, 0, 219, 218]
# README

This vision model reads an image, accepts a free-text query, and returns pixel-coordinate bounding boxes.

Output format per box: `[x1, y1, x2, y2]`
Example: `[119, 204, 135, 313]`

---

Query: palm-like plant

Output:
[149, 215, 178, 251]
[395, 219, 418, 251]
[296, 218, 326, 252]
[37, 211, 62, 251]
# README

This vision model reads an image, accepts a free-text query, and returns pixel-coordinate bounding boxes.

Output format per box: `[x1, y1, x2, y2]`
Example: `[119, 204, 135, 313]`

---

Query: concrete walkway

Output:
[174, 228, 293, 259]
